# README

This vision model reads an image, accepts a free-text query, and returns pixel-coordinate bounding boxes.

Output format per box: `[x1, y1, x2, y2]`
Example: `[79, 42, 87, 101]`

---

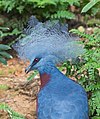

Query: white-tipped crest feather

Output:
[13, 16, 85, 64]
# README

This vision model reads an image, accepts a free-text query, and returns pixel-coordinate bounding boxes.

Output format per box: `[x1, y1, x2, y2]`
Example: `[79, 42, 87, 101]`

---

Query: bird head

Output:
[25, 55, 59, 73]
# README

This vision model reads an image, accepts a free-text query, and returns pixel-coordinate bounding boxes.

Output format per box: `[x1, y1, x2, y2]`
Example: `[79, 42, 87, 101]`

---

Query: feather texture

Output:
[13, 16, 85, 63]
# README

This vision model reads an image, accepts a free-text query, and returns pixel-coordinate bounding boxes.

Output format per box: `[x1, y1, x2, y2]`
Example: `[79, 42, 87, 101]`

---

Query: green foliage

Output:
[28, 0, 80, 6]
[0, 0, 99, 45]
[81, 0, 100, 13]
[81, 0, 100, 16]
[0, 103, 25, 119]
[87, 19, 100, 26]
[0, 44, 12, 65]
[0, 26, 21, 41]
[0, 0, 81, 44]
[27, 70, 38, 80]
[0, 0, 79, 20]
[69, 28, 100, 118]
[51, 10, 75, 19]
[0, 84, 9, 90]
[0, 0, 26, 13]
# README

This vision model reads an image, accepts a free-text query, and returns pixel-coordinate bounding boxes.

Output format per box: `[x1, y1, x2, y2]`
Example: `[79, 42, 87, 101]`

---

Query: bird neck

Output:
[38, 64, 60, 89]
[40, 73, 51, 89]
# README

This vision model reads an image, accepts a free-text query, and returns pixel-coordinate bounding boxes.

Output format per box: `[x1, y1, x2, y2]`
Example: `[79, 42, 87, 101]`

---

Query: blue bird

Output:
[13, 16, 89, 119]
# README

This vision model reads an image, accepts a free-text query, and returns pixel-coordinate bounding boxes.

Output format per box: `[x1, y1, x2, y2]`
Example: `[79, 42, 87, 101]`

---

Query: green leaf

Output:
[10, 28, 21, 35]
[0, 103, 25, 119]
[92, 116, 100, 119]
[27, 71, 38, 80]
[66, 0, 79, 5]
[51, 10, 75, 19]
[0, 51, 12, 59]
[0, 84, 9, 90]
[0, 44, 11, 50]
[81, 0, 100, 13]
[0, 57, 7, 65]
[0, 26, 9, 31]
[16, 6, 24, 13]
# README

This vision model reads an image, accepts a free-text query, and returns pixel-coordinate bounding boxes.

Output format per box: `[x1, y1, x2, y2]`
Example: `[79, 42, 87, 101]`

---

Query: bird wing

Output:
[38, 95, 88, 119]
[50, 98, 88, 119]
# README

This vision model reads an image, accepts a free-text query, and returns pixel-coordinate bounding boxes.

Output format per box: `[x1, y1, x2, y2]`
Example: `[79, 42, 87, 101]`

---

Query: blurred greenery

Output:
[0, 44, 12, 65]
[0, 0, 100, 118]
[70, 28, 100, 118]
[0, 84, 9, 90]
[0, 103, 25, 119]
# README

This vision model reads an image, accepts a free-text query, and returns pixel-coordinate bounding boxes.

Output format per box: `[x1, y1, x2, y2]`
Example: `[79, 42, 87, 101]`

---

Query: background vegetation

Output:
[0, 0, 100, 119]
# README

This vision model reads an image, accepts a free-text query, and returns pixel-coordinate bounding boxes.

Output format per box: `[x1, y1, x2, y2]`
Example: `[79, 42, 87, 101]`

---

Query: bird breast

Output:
[40, 73, 51, 89]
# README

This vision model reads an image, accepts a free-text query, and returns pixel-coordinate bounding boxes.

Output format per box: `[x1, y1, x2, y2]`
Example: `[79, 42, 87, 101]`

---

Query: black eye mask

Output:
[25, 58, 41, 74]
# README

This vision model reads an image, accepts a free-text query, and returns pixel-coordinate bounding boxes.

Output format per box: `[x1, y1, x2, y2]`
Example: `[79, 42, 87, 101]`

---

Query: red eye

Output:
[33, 58, 41, 64]
[34, 58, 39, 62]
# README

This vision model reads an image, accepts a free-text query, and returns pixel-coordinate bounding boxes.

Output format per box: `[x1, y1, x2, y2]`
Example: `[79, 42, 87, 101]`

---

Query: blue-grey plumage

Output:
[13, 16, 89, 119]
[38, 64, 88, 119]
[13, 16, 85, 62]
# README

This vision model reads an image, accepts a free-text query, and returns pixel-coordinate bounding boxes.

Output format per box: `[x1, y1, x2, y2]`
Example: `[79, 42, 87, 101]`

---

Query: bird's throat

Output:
[40, 73, 51, 89]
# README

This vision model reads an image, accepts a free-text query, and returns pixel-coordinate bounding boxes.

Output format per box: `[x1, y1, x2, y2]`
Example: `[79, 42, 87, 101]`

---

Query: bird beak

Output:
[25, 65, 32, 74]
